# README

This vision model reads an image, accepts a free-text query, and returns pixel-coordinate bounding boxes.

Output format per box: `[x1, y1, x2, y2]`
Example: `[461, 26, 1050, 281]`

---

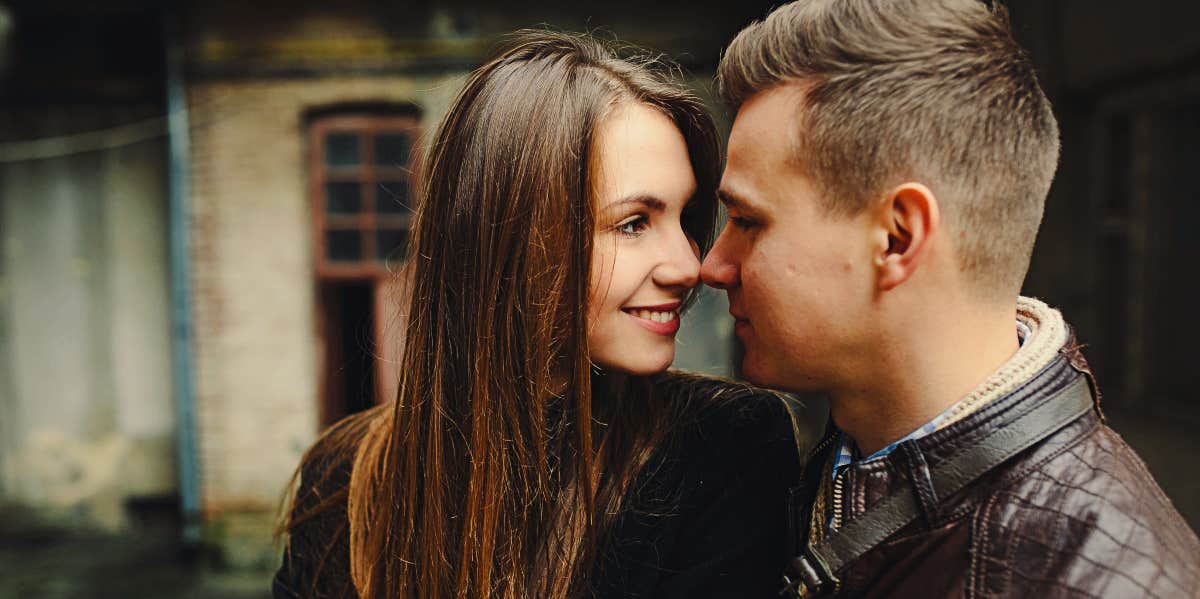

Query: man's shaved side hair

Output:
[718, 0, 1060, 298]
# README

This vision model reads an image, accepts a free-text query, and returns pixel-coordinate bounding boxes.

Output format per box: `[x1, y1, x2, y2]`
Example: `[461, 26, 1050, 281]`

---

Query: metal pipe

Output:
[164, 8, 202, 545]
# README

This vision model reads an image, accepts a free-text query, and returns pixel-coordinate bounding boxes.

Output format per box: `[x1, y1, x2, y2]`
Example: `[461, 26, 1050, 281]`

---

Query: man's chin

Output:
[738, 354, 775, 388]
[740, 354, 814, 393]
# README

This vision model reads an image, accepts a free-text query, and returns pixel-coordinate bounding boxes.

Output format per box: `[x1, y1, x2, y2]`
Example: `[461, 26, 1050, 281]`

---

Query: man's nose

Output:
[700, 231, 739, 290]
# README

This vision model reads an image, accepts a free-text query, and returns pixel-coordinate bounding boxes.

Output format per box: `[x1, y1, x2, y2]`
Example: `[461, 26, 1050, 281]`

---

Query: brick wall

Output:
[187, 74, 467, 566]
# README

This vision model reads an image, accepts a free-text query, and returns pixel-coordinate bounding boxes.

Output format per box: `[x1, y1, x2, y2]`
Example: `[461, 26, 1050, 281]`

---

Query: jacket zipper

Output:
[800, 427, 845, 535]
[831, 468, 847, 532]
[806, 431, 838, 467]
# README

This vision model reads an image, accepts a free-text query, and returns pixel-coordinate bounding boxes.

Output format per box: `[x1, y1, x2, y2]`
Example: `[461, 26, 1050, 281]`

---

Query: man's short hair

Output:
[718, 0, 1060, 297]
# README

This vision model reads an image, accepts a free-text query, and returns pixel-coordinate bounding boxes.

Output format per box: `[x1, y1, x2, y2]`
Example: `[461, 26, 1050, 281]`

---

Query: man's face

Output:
[701, 86, 875, 391]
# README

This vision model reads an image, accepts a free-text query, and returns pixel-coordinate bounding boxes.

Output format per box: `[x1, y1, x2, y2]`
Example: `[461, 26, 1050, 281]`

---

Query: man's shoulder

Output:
[971, 416, 1200, 597]
[989, 417, 1193, 541]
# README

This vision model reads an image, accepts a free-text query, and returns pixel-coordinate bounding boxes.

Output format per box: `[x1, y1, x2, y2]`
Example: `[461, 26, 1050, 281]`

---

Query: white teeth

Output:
[629, 309, 677, 323]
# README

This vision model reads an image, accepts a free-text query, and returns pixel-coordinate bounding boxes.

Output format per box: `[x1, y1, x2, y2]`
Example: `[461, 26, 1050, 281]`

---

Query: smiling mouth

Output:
[621, 302, 682, 334]
[623, 308, 678, 323]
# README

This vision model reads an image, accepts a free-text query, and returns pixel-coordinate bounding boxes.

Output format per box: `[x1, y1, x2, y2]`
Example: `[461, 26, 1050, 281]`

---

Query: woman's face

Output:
[588, 102, 702, 375]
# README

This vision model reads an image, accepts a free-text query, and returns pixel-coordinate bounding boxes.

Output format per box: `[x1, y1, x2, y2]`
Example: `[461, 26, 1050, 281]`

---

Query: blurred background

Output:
[0, 0, 1197, 597]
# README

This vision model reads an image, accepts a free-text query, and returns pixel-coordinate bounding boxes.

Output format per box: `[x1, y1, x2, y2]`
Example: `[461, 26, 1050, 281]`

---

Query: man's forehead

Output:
[724, 85, 809, 214]
[734, 84, 806, 131]
[727, 84, 805, 168]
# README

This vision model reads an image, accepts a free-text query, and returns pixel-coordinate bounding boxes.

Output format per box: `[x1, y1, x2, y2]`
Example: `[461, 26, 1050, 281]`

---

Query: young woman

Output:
[274, 31, 799, 599]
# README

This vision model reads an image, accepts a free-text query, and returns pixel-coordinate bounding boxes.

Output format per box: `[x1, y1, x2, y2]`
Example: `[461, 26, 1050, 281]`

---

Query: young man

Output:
[701, 1, 1200, 597]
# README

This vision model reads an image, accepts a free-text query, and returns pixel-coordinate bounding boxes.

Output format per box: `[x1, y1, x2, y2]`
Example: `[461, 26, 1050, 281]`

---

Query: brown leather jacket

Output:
[787, 344, 1200, 598]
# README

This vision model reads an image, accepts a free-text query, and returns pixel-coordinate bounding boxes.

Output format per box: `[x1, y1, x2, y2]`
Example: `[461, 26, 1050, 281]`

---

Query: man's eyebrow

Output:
[716, 188, 757, 213]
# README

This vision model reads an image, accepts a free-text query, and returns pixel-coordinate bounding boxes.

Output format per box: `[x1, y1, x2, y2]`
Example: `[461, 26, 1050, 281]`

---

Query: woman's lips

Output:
[622, 302, 681, 335]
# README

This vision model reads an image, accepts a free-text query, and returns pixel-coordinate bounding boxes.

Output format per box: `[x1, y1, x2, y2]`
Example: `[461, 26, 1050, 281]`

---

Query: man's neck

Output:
[829, 304, 1020, 456]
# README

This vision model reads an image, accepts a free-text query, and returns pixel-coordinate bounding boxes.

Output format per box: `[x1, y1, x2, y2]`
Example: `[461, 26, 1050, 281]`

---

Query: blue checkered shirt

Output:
[827, 321, 1031, 532]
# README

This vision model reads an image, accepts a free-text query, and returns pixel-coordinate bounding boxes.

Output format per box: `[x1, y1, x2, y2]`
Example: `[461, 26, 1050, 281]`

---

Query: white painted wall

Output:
[186, 74, 468, 520]
[0, 127, 174, 529]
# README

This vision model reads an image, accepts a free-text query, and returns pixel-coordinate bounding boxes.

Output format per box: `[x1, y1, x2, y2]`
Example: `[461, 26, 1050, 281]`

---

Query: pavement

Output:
[0, 507, 272, 599]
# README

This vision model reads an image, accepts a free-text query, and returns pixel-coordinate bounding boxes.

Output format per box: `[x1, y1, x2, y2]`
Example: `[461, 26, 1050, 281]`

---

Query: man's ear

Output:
[874, 183, 940, 291]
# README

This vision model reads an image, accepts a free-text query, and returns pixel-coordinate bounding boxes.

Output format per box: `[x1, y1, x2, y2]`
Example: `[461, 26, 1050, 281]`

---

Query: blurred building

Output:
[1011, 0, 1200, 538]
[0, 0, 1197, 573]
[0, 0, 772, 568]
[0, 4, 176, 536]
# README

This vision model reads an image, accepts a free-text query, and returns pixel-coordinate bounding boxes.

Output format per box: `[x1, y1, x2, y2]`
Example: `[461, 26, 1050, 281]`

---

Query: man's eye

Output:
[616, 215, 649, 236]
[729, 216, 757, 230]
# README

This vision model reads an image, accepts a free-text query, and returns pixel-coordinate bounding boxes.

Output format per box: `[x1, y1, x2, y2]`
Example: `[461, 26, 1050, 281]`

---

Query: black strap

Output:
[780, 375, 1094, 598]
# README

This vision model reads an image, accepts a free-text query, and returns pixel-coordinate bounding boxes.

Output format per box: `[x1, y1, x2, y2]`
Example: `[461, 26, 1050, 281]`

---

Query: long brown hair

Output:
[285, 31, 720, 599]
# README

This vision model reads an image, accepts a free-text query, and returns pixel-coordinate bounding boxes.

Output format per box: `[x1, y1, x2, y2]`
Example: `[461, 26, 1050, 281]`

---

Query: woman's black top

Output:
[272, 373, 801, 598]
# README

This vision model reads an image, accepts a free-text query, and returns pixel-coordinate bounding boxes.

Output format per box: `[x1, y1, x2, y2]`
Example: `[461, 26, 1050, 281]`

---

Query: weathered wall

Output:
[0, 111, 174, 530]
[186, 73, 469, 566]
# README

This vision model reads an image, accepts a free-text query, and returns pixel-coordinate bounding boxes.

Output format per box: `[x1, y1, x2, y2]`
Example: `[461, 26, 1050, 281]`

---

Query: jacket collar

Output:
[800, 298, 1093, 540]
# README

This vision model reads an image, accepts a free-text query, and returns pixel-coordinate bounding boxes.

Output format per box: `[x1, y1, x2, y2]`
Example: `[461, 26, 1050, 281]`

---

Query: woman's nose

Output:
[654, 230, 701, 289]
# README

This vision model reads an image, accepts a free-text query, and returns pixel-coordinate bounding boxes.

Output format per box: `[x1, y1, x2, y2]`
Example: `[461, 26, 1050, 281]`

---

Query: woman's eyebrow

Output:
[607, 195, 667, 212]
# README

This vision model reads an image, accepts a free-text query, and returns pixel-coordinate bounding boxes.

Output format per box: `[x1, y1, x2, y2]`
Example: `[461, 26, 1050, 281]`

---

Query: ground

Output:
[0, 507, 272, 599]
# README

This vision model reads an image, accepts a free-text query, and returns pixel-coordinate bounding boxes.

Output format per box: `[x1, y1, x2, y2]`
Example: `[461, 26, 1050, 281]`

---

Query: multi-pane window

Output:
[309, 112, 420, 425]
[310, 115, 419, 278]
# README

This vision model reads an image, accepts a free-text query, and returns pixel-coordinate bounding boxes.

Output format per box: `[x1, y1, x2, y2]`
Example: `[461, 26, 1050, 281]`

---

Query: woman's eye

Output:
[616, 215, 649, 236]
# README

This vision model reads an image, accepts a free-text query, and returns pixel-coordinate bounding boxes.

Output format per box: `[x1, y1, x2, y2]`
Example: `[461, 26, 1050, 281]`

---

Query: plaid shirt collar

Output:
[830, 410, 947, 481]
[831, 320, 1032, 481]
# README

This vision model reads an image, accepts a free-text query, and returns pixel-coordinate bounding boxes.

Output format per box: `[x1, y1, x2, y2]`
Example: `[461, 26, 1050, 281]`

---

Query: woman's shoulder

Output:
[652, 369, 783, 408]
[602, 372, 802, 598]
[307, 404, 387, 461]
[654, 370, 794, 433]
[652, 370, 801, 466]
[294, 404, 389, 498]
[275, 405, 388, 599]
[286, 403, 388, 520]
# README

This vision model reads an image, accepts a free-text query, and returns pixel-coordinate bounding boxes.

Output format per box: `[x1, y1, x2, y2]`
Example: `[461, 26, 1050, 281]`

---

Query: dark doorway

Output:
[318, 281, 377, 427]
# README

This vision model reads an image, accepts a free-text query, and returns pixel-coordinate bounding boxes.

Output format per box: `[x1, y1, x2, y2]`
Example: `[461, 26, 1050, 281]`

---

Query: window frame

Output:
[308, 114, 421, 280]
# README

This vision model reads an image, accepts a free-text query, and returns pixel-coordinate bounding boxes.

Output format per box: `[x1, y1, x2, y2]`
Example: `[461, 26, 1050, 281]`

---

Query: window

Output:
[311, 115, 419, 278]
[308, 110, 420, 426]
